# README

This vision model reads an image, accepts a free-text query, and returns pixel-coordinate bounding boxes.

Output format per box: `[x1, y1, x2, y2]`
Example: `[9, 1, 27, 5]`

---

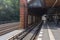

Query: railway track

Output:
[13, 22, 43, 40]
[0, 22, 19, 36]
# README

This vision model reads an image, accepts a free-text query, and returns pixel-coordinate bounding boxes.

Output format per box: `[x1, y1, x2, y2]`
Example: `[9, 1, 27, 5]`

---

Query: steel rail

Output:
[10, 22, 43, 40]
[30, 21, 43, 40]
[18, 24, 37, 40]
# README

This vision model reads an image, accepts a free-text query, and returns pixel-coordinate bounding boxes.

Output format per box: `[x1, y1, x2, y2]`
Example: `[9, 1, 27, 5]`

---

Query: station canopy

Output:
[27, 0, 43, 8]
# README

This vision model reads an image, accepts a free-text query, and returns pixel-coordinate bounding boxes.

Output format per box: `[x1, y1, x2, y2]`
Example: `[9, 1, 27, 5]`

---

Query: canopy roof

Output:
[28, 0, 60, 8]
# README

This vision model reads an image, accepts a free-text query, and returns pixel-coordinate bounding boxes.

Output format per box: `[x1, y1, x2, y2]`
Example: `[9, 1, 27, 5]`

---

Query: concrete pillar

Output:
[37, 16, 41, 22]
[37, 16, 38, 23]
[28, 15, 31, 25]
[37, 16, 39, 22]
[33, 16, 35, 23]
[20, 0, 28, 29]
[36, 16, 41, 23]
[35, 16, 36, 23]
[31, 15, 33, 24]
[28, 15, 35, 26]
[35, 16, 37, 23]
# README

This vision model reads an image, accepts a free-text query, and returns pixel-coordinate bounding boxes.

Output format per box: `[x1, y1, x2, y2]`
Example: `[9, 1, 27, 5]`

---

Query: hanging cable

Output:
[52, 0, 58, 8]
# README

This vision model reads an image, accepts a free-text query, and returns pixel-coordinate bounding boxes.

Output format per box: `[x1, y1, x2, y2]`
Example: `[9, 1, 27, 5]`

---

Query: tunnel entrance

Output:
[28, 6, 60, 25]
[28, 0, 46, 16]
[28, 7, 47, 16]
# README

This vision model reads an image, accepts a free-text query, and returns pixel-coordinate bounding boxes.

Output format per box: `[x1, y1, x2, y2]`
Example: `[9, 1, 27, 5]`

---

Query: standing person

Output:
[42, 14, 47, 25]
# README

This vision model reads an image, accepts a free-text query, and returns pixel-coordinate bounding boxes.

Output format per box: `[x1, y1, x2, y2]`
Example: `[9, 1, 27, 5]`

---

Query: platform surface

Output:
[36, 22, 60, 40]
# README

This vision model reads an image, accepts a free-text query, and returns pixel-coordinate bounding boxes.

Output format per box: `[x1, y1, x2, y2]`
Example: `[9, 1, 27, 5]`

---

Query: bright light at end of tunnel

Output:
[27, 0, 31, 3]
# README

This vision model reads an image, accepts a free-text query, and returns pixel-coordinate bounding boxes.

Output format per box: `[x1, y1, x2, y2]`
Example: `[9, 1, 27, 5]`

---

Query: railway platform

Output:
[0, 22, 60, 40]
[36, 22, 60, 40]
